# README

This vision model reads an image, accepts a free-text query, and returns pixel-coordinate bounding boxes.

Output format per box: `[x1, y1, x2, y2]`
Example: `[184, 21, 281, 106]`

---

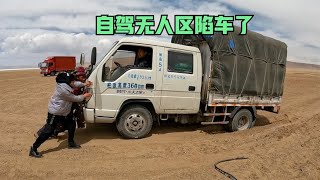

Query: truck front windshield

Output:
[39, 62, 48, 68]
[91, 41, 119, 72]
[103, 50, 136, 81]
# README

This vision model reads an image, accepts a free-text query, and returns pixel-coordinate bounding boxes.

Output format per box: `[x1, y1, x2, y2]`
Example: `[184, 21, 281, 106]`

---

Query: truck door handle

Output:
[189, 86, 195, 91]
[146, 83, 154, 89]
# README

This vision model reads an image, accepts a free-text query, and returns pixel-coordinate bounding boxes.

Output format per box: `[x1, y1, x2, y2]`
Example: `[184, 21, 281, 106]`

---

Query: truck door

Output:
[94, 44, 157, 118]
[160, 48, 200, 112]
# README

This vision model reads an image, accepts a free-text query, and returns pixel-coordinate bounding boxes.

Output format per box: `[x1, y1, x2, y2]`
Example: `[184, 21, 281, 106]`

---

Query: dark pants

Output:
[37, 107, 78, 138]
[33, 113, 76, 150]
[65, 112, 76, 142]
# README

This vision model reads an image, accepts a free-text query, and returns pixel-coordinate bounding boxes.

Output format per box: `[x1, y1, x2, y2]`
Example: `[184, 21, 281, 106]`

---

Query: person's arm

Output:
[60, 89, 85, 103]
[73, 81, 92, 88]
[73, 81, 85, 88]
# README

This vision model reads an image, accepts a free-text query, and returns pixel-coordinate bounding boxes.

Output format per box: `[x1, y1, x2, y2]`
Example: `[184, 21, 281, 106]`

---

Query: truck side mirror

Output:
[91, 47, 97, 65]
[80, 53, 85, 65]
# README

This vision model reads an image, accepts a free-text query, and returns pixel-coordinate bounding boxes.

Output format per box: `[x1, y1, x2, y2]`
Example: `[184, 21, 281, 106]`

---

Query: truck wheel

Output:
[227, 109, 253, 132]
[50, 71, 56, 76]
[44, 74, 48, 76]
[116, 105, 153, 139]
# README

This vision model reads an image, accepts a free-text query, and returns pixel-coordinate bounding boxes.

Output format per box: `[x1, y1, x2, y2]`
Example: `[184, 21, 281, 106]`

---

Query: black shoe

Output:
[68, 142, 81, 149]
[29, 146, 42, 158]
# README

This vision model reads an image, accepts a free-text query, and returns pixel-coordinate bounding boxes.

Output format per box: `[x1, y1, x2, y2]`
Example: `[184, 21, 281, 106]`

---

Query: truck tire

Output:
[227, 109, 253, 132]
[44, 74, 48, 76]
[116, 105, 153, 139]
[50, 71, 56, 76]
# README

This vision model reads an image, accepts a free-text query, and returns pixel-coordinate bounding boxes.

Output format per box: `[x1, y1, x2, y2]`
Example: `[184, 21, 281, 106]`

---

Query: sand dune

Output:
[0, 68, 319, 179]
[287, 61, 320, 70]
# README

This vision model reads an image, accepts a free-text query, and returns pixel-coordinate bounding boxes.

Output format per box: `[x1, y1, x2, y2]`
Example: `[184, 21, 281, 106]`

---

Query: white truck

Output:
[82, 29, 287, 139]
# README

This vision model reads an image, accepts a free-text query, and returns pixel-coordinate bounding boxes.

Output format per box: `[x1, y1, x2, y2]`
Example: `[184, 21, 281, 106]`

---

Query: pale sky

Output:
[0, 0, 319, 68]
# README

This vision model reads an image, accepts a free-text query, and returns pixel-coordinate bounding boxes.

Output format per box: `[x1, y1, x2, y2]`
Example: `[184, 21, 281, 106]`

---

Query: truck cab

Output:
[39, 58, 54, 76]
[84, 38, 202, 138]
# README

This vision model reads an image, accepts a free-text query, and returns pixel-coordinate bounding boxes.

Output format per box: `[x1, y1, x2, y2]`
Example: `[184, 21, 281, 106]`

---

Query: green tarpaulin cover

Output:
[172, 26, 287, 97]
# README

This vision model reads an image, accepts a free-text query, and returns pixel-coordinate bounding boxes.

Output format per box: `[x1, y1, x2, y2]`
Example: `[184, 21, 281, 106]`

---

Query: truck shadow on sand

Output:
[195, 114, 271, 134]
[41, 114, 271, 154]
[254, 114, 271, 126]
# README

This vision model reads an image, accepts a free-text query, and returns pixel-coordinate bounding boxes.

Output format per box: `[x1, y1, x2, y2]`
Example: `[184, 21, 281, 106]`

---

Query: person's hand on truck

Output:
[84, 81, 92, 87]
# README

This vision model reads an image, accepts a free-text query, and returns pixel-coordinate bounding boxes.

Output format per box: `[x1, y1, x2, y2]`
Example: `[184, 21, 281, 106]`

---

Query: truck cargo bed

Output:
[172, 26, 287, 108]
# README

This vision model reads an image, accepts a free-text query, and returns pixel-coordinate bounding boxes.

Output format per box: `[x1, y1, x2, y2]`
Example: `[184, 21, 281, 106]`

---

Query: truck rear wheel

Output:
[116, 105, 153, 139]
[227, 109, 253, 132]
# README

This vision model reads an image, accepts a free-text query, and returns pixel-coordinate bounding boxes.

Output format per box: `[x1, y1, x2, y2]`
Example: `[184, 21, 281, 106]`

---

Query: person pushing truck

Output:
[30, 72, 92, 158]
[34, 66, 89, 139]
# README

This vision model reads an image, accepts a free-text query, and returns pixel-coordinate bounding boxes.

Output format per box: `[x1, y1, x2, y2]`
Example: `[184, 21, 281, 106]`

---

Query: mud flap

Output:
[263, 106, 280, 114]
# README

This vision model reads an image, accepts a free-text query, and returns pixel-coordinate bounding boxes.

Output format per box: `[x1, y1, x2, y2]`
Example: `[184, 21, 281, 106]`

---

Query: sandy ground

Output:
[0, 69, 320, 180]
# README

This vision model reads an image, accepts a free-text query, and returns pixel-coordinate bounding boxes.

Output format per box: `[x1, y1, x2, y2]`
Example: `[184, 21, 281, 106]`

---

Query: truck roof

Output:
[118, 37, 200, 53]
[47, 56, 76, 58]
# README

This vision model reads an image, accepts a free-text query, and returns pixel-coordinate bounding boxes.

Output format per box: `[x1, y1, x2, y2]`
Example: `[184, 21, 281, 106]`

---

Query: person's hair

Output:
[139, 48, 146, 52]
[56, 72, 75, 84]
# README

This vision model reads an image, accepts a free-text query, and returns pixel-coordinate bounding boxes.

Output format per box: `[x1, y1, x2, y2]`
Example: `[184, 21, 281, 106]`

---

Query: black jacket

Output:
[135, 54, 152, 68]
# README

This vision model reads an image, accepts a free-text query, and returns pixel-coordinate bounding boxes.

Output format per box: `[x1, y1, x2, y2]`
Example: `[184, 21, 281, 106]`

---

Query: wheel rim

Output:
[237, 115, 250, 130]
[124, 114, 146, 133]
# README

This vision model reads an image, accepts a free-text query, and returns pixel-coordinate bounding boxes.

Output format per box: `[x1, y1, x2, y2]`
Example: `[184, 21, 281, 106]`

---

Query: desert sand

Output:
[0, 68, 319, 179]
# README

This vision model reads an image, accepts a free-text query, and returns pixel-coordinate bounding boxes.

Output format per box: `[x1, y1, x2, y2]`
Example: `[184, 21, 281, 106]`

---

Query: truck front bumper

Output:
[83, 107, 117, 124]
[83, 107, 95, 123]
[40, 69, 48, 74]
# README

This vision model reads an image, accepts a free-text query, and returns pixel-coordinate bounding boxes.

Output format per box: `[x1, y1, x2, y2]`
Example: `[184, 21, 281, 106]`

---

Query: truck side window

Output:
[168, 51, 193, 74]
[102, 45, 153, 82]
